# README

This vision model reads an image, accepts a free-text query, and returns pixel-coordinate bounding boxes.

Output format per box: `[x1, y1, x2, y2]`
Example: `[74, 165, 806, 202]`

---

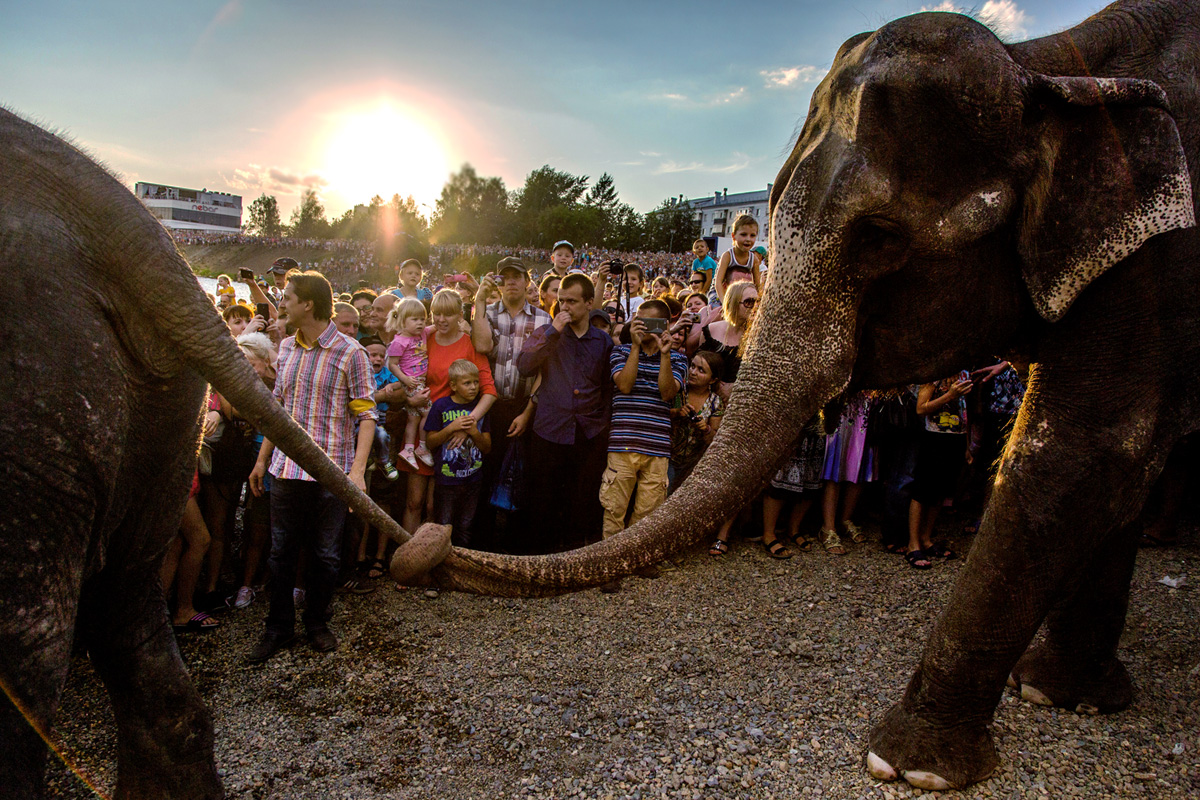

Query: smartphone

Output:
[255, 303, 270, 319]
[238, 268, 255, 281]
[642, 317, 667, 336]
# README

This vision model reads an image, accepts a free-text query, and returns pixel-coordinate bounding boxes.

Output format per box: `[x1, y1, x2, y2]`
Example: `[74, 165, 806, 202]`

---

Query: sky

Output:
[3, 0, 1110, 222]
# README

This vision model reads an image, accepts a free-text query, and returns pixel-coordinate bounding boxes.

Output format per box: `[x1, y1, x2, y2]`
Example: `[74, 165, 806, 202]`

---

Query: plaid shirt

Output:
[270, 321, 376, 481]
[485, 300, 551, 400]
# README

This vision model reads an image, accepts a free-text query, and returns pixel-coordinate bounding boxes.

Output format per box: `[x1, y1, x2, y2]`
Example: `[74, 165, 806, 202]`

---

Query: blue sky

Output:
[3, 0, 1107, 220]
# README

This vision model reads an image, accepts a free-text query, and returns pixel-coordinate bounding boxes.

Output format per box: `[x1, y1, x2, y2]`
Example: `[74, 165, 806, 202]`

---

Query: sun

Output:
[322, 103, 451, 210]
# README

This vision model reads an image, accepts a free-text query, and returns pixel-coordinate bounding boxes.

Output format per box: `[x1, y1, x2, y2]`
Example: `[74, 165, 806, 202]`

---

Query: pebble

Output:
[43, 521, 1200, 798]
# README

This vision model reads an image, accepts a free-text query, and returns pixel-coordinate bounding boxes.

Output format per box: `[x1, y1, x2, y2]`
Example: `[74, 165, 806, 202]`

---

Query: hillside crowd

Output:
[181, 215, 1034, 663]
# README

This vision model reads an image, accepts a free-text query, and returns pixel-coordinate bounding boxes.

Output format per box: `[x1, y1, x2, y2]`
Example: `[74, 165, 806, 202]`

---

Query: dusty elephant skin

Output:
[0, 108, 413, 798]
[424, 0, 1200, 792]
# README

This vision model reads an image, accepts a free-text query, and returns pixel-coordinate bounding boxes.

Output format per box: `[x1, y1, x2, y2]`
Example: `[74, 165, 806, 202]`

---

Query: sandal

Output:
[927, 541, 957, 560]
[790, 534, 813, 553]
[842, 520, 867, 543]
[963, 518, 981, 535]
[763, 538, 792, 559]
[905, 549, 933, 570]
[821, 529, 846, 556]
[884, 542, 907, 555]
[173, 612, 220, 633]
[367, 559, 386, 579]
[708, 539, 729, 556]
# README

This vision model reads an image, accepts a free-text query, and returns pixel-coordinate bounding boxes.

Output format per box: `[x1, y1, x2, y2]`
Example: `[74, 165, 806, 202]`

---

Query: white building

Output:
[685, 185, 773, 240]
[135, 182, 242, 233]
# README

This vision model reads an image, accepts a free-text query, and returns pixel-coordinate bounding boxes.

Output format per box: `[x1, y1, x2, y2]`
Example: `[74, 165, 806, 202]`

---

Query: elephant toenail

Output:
[903, 769, 953, 791]
[1075, 702, 1099, 715]
[1006, 673, 1019, 689]
[866, 752, 898, 780]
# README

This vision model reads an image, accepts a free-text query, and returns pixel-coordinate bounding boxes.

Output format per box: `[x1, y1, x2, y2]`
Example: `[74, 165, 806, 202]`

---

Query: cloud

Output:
[222, 163, 328, 196]
[193, 1, 243, 56]
[920, 0, 1030, 40]
[638, 151, 661, 157]
[761, 65, 823, 88]
[653, 86, 748, 107]
[653, 153, 752, 175]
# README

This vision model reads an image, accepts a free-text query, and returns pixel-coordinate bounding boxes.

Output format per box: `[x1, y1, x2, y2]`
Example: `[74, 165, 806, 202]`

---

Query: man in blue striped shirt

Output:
[600, 299, 689, 549]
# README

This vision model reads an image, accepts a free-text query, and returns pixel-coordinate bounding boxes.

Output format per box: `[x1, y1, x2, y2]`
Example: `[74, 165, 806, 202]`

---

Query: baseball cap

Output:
[268, 257, 298, 274]
[551, 239, 575, 254]
[496, 257, 529, 278]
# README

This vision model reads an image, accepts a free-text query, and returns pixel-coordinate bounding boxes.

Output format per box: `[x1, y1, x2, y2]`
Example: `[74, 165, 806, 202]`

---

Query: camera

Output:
[603, 258, 625, 276]
[255, 303, 270, 319]
[641, 317, 668, 336]
[238, 268, 255, 282]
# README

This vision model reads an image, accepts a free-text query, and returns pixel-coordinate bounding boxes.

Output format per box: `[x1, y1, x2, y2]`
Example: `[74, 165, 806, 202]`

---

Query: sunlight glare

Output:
[323, 103, 450, 209]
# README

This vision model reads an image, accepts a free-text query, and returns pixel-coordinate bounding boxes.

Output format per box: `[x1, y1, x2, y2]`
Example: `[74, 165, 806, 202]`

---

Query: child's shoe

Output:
[381, 460, 400, 481]
[414, 445, 434, 467]
[399, 446, 420, 470]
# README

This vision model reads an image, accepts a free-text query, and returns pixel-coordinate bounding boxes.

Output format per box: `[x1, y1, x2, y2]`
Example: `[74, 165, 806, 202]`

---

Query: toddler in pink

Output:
[386, 298, 433, 469]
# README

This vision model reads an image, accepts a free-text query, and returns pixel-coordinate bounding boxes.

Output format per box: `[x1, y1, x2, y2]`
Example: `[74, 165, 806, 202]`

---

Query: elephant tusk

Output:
[389, 523, 454, 584]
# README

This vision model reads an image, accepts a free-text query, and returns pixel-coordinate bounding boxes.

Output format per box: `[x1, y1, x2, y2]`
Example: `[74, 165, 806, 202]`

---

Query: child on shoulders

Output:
[712, 214, 763, 308]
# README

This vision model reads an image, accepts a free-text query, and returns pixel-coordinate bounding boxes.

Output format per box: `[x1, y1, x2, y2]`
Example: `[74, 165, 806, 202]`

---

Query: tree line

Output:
[243, 164, 699, 254]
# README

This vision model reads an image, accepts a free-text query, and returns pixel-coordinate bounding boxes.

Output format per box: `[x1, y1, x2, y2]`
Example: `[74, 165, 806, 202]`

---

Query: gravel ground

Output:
[46, 516, 1200, 799]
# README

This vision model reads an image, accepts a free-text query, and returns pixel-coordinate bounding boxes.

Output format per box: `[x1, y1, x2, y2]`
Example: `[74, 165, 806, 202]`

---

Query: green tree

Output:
[584, 172, 619, 213]
[513, 165, 589, 244]
[432, 164, 511, 245]
[643, 197, 698, 252]
[287, 188, 331, 239]
[607, 204, 646, 251]
[244, 193, 282, 237]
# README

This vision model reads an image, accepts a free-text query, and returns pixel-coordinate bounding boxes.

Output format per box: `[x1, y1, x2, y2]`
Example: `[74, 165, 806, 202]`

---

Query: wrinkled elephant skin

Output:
[0, 109, 412, 798]
[424, 0, 1200, 792]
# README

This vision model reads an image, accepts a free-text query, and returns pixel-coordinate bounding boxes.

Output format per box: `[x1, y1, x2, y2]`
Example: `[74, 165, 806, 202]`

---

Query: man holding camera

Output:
[597, 299, 688, 591]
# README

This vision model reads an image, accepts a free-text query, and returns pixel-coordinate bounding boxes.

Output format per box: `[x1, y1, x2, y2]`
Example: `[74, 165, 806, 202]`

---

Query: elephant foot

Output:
[1008, 641, 1132, 715]
[867, 700, 998, 790]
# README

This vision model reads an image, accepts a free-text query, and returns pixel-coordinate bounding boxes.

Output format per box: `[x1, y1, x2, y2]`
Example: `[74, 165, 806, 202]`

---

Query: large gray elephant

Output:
[0, 108, 445, 798]
[396, 0, 1200, 791]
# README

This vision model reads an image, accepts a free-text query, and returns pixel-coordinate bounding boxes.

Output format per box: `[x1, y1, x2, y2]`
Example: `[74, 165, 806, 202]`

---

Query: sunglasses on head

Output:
[741, 297, 757, 309]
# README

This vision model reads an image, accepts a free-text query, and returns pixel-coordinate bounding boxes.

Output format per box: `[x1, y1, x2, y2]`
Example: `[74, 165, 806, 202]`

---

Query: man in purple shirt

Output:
[517, 273, 612, 552]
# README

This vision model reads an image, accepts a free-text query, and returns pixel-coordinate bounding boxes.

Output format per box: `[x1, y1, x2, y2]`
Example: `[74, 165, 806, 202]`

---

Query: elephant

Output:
[0, 107, 443, 798]
[392, 0, 1200, 791]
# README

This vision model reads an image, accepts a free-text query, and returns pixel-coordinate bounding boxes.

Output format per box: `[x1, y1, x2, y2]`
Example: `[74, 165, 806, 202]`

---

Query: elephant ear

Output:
[1019, 74, 1195, 322]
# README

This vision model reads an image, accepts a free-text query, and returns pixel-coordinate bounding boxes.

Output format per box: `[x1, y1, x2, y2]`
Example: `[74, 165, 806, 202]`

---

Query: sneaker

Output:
[399, 446, 420, 470]
[308, 627, 339, 653]
[337, 577, 376, 595]
[245, 631, 295, 664]
[229, 586, 255, 610]
[381, 461, 400, 481]
[414, 445, 434, 467]
[293, 588, 306, 609]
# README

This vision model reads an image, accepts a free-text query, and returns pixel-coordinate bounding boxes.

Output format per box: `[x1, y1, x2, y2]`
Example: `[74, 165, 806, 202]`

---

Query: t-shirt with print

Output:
[608, 345, 689, 458]
[924, 376, 969, 434]
[372, 366, 401, 417]
[424, 395, 489, 485]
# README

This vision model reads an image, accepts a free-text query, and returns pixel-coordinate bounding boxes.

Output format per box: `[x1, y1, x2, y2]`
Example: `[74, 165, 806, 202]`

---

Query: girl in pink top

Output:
[386, 299, 433, 469]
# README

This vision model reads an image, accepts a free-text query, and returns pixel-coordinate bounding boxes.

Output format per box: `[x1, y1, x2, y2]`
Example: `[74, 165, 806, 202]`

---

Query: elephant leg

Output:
[79, 482, 223, 800]
[1008, 520, 1139, 714]
[866, 389, 1167, 790]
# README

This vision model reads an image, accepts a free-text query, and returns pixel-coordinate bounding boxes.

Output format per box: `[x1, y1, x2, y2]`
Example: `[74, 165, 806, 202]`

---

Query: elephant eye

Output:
[850, 217, 908, 272]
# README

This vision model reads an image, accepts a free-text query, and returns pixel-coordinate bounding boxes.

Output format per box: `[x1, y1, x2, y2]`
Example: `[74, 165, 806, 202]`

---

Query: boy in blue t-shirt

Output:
[600, 300, 689, 550]
[363, 339, 401, 481]
[424, 359, 492, 548]
[691, 238, 718, 296]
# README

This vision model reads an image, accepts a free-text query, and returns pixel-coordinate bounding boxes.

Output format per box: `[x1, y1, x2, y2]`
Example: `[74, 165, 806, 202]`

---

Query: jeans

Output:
[265, 477, 348, 636]
[434, 481, 482, 548]
[372, 423, 392, 466]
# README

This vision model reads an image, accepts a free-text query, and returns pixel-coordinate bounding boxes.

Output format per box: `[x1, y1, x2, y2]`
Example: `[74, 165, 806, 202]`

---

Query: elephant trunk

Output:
[108, 204, 410, 547]
[420, 286, 857, 596]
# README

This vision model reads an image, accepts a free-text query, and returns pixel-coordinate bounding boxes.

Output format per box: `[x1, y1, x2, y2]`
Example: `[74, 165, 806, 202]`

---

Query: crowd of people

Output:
[182, 216, 1031, 662]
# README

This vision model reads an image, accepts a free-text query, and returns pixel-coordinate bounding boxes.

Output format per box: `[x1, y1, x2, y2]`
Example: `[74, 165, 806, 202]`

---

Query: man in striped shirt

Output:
[246, 270, 376, 663]
[599, 299, 688, 587]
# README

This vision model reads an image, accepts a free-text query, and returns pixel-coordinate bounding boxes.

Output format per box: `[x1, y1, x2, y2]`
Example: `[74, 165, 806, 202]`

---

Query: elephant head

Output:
[415, 11, 1194, 595]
